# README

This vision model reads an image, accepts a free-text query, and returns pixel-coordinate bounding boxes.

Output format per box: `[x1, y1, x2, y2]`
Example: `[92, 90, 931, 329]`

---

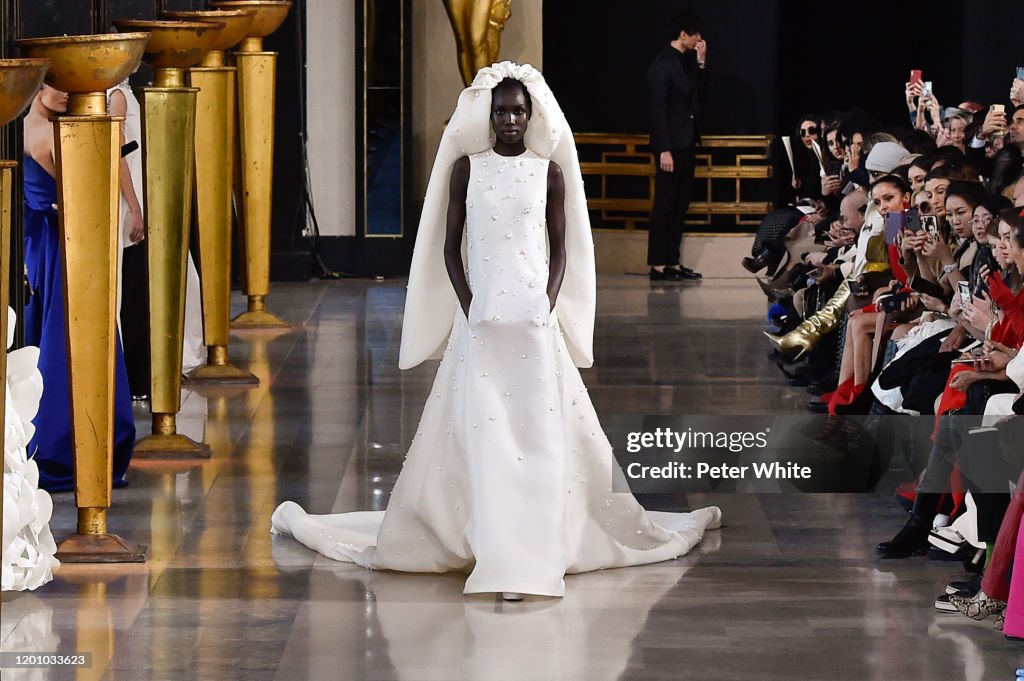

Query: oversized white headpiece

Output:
[399, 62, 596, 369]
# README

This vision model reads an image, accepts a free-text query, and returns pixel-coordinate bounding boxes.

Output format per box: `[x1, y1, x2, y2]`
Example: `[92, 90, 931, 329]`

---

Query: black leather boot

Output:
[876, 492, 941, 558]
[741, 249, 771, 274]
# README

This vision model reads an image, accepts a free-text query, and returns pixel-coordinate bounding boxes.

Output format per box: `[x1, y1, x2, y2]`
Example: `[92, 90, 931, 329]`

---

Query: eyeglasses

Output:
[970, 215, 992, 226]
[800, 126, 819, 137]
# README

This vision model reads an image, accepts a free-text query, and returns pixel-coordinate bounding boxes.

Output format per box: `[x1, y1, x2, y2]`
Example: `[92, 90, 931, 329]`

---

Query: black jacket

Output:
[647, 45, 704, 153]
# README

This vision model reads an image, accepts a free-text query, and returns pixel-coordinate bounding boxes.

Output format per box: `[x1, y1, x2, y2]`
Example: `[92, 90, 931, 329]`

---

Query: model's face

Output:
[945, 195, 974, 240]
[38, 84, 68, 113]
[907, 165, 927, 192]
[1009, 110, 1024, 145]
[827, 130, 844, 161]
[871, 182, 905, 217]
[925, 178, 950, 217]
[799, 120, 818, 149]
[491, 86, 529, 146]
[971, 206, 993, 244]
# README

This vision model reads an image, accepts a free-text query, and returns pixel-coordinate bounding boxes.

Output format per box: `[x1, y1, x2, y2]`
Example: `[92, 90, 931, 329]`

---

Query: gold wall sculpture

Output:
[574, 133, 775, 232]
[442, 0, 512, 86]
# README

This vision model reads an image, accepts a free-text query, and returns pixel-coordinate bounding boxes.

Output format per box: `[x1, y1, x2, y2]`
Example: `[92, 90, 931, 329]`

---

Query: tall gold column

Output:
[0, 60, 50, 594]
[210, 0, 293, 329]
[112, 20, 223, 459]
[162, 9, 260, 386]
[16, 34, 149, 562]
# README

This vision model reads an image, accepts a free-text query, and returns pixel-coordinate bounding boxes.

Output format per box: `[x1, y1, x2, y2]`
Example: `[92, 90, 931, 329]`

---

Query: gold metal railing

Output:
[574, 133, 775, 231]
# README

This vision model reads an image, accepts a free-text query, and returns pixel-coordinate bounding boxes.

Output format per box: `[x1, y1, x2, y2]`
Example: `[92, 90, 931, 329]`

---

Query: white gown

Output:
[271, 149, 721, 597]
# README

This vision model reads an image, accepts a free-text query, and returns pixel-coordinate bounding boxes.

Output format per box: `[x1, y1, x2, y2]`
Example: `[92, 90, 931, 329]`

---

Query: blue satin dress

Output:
[22, 155, 136, 492]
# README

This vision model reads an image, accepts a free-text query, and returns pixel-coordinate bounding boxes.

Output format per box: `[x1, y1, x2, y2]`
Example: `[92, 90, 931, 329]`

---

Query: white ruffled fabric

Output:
[2, 307, 59, 591]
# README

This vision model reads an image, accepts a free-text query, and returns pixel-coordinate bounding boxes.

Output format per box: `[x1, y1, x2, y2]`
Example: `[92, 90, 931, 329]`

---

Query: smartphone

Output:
[922, 215, 938, 241]
[910, 69, 923, 85]
[951, 358, 979, 365]
[885, 212, 906, 245]
[905, 208, 922, 233]
[958, 280, 972, 306]
[992, 103, 1006, 115]
[908, 274, 947, 299]
[824, 161, 843, 178]
[879, 292, 911, 313]
[1017, 66, 1024, 81]
[924, 81, 933, 96]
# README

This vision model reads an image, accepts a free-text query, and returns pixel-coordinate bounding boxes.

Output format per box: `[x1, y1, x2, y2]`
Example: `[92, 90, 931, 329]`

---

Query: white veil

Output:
[399, 61, 596, 370]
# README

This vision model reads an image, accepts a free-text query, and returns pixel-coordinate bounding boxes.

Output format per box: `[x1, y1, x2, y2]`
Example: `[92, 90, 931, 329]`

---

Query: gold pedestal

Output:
[0, 59, 50, 590]
[185, 51, 258, 385]
[230, 48, 289, 329]
[18, 33, 150, 564]
[112, 21, 224, 458]
[132, 79, 209, 458]
[134, 413, 211, 459]
[210, 1, 293, 330]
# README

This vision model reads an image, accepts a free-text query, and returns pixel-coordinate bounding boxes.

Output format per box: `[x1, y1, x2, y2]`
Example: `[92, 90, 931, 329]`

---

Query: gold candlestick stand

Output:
[0, 60, 51, 587]
[162, 9, 260, 386]
[112, 20, 224, 459]
[16, 33, 150, 562]
[210, 0, 293, 330]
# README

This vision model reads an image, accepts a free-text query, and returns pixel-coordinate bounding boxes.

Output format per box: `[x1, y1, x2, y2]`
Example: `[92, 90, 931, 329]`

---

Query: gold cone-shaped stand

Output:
[17, 33, 150, 563]
[211, 1, 293, 329]
[160, 10, 260, 386]
[0, 59, 50, 583]
[112, 20, 222, 458]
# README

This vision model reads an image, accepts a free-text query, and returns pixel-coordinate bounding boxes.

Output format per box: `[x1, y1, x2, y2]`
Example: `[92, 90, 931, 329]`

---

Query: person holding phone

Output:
[645, 12, 707, 281]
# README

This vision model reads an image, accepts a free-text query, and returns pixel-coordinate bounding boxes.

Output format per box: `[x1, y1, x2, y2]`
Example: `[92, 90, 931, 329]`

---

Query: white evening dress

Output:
[271, 149, 721, 597]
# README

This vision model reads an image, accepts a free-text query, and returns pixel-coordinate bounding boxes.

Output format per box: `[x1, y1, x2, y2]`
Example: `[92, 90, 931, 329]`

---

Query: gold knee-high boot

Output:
[765, 280, 851, 360]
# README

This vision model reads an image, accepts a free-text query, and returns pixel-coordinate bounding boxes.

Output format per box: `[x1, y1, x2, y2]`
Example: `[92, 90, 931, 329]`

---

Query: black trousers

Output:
[647, 148, 696, 267]
[120, 241, 151, 397]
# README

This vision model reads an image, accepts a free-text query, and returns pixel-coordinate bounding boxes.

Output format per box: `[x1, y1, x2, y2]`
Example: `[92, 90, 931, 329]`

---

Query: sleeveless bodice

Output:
[465, 149, 550, 326]
[22, 155, 56, 212]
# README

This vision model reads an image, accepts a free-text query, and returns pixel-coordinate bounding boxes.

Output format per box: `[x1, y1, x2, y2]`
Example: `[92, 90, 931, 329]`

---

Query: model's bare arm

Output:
[444, 156, 473, 317]
[545, 161, 566, 312]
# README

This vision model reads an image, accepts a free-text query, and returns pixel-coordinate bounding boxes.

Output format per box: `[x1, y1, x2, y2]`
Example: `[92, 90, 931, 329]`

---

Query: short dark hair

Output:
[492, 78, 532, 117]
[669, 13, 703, 39]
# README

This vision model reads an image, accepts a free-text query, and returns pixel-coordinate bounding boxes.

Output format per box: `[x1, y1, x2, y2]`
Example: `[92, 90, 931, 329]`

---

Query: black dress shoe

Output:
[945, 571, 983, 597]
[806, 400, 828, 413]
[676, 266, 703, 280]
[806, 380, 836, 397]
[649, 267, 683, 281]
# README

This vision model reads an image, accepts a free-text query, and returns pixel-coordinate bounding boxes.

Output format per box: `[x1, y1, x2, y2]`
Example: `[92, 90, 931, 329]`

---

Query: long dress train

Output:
[22, 156, 136, 492]
[272, 149, 721, 596]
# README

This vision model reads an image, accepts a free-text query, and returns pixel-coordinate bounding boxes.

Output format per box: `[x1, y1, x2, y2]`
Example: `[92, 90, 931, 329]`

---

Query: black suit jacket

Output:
[647, 45, 704, 153]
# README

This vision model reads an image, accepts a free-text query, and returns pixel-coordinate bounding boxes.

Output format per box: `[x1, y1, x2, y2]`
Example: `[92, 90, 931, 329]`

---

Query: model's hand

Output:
[791, 175, 801, 189]
[129, 205, 145, 243]
[695, 40, 707, 64]
[659, 151, 674, 173]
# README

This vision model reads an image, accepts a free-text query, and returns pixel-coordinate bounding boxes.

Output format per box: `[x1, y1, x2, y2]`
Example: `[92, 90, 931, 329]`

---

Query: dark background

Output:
[3, 0, 1024, 281]
[544, 0, 1023, 136]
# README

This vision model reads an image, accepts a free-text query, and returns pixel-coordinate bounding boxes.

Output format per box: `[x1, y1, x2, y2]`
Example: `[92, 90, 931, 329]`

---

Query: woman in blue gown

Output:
[23, 84, 136, 493]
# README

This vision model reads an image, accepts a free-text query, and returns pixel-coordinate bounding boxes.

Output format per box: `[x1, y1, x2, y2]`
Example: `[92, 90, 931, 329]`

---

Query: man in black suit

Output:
[646, 13, 707, 281]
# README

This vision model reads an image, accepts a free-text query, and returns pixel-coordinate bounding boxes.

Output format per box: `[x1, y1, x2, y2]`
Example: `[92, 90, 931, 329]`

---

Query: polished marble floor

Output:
[3, 275, 1023, 680]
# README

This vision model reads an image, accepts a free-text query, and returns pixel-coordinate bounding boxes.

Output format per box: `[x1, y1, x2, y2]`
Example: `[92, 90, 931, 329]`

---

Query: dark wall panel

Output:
[19, 0, 92, 38]
[777, 0, 963, 132]
[962, 0, 1024, 107]
[542, 0, 779, 135]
